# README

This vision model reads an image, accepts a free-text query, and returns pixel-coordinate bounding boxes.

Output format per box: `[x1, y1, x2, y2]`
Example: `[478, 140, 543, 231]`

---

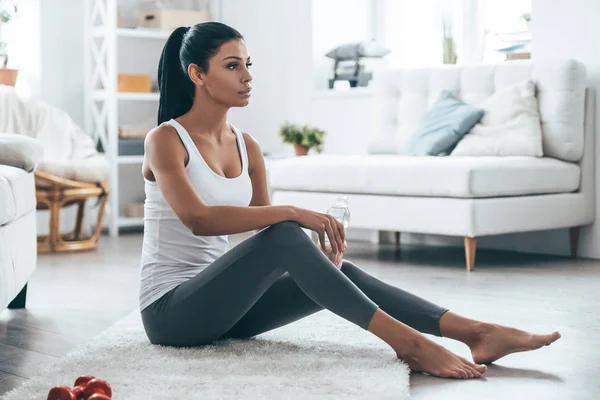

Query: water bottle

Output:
[323, 195, 351, 251]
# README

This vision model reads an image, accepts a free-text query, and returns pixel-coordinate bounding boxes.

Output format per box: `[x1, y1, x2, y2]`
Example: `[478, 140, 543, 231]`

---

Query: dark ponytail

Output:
[157, 27, 192, 125]
[157, 22, 244, 125]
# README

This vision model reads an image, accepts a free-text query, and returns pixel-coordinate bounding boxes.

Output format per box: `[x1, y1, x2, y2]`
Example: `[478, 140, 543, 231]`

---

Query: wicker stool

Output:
[35, 171, 109, 253]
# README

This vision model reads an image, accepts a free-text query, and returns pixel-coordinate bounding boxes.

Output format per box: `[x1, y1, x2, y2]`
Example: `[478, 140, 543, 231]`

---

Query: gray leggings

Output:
[141, 221, 448, 347]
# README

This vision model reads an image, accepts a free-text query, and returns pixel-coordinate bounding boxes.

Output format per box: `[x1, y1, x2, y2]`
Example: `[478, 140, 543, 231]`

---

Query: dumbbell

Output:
[47, 375, 112, 400]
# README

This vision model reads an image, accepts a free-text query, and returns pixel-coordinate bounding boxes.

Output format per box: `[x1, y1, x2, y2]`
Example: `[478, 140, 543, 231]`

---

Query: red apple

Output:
[47, 386, 77, 400]
[82, 379, 113, 399]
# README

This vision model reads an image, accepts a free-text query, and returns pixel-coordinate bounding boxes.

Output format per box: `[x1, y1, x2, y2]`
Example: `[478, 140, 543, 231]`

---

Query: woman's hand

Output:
[292, 207, 346, 254]
[324, 240, 347, 268]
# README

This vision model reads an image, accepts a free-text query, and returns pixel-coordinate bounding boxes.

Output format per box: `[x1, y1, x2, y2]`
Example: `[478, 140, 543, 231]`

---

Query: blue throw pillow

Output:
[407, 90, 484, 156]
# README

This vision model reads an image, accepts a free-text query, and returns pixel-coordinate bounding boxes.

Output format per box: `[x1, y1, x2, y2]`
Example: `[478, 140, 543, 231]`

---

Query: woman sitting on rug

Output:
[139, 22, 560, 380]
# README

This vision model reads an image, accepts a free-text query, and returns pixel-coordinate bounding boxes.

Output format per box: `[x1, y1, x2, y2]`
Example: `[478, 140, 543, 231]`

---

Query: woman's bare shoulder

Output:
[144, 124, 187, 172]
[145, 124, 180, 149]
[241, 132, 263, 156]
[145, 124, 188, 158]
[241, 132, 265, 169]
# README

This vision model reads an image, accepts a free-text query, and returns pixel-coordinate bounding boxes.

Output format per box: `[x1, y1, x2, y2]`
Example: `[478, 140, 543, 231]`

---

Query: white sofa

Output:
[270, 59, 595, 270]
[0, 135, 43, 310]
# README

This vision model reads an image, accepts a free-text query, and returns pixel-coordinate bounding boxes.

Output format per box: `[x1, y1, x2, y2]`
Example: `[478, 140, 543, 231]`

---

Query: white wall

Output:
[220, 1, 378, 155]
[39, 0, 84, 126]
[220, 0, 312, 154]
[31, 0, 85, 235]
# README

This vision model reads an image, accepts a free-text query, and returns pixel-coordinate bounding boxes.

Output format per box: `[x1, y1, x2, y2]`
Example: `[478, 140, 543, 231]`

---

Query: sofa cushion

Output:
[0, 133, 45, 172]
[407, 90, 484, 156]
[38, 153, 110, 183]
[369, 59, 587, 162]
[269, 155, 580, 198]
[450, 80, 544, 157]
[0, 165, 36, 226]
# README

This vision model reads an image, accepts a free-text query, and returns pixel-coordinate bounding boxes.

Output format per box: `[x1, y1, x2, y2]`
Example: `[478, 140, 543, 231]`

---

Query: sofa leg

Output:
[464, 237, 476, 272]
[570, 227, 581, 258]
[394, 231, 400, 248]
[7, 284, 27, 309]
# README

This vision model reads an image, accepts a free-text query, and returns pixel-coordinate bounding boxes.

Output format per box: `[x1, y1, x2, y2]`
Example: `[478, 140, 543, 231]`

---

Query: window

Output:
[311, 0, 533, 90]
[380, 0, 452, 67]
[378, 0, 532, 66]
[478, 0, 532, 63]
[312, 0, 375, 91]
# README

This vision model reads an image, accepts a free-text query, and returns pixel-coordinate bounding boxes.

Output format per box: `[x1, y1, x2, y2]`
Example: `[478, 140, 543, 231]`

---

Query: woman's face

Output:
[194, 39, 253, 107]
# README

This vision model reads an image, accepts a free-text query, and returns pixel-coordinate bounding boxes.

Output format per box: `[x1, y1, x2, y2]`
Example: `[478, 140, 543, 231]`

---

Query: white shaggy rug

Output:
[4, 310, 410, 399]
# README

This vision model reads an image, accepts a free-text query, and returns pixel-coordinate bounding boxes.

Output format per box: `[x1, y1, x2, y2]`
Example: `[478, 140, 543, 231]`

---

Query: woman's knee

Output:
[264, 221, 310, 244]
[268, 220, 303, 234]
[340, 260, 360, 274]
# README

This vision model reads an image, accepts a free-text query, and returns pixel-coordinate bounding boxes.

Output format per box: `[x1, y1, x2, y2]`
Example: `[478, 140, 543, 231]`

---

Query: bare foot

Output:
[397, 337, 487, 379]
[468, 323, 561, 365]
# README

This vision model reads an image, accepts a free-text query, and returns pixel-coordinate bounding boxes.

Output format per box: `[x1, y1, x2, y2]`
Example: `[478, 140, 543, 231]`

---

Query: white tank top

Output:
[138, 118, 253, 312]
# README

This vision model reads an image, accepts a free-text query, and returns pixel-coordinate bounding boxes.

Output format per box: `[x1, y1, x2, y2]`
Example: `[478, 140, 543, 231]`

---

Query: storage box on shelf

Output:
[118, 138, 145, 156]
[118, 126, 150, 139]
[124, 202, 144, 219]
[139, 8, 211, 31]
[117, 73, 152, 93]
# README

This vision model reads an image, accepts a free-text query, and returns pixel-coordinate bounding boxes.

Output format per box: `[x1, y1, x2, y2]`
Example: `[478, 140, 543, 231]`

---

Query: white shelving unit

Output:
[92, 27, 172, 40]
[83, 0, 220, 236]
[92, 90, 161, 101]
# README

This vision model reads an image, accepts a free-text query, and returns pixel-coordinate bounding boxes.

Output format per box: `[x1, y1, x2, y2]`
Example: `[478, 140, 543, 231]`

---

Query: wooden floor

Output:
[1, 232, 599, 399]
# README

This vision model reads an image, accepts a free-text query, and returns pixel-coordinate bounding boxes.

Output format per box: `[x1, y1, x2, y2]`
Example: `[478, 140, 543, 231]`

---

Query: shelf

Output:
[117, 28, 172, 39]
[93, 91, 160, 101]
[118, 217, 144, 228]
[92, 27, 172, 39]
[311, 87, 375, 100]
[118, 155, 144, 164]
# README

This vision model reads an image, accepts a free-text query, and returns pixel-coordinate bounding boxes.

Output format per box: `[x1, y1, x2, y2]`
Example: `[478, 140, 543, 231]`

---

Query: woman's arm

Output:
[145, 126, 346, 252]
[244, 133, 272, 234]
[245, 132, 271, 207]
[145, 125, 296, 236]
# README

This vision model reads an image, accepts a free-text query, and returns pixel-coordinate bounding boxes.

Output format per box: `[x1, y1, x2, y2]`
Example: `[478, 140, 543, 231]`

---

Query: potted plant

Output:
[279, 122, 326, 156]
[0, 0, 18, 86]
[522, 12, 531, 31]
[441, 9, 457, 64]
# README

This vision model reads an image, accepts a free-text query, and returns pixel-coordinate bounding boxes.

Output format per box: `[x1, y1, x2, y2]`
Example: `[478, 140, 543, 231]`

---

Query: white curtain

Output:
[459, 0, 487, 65]
[381, 0, 446, 67]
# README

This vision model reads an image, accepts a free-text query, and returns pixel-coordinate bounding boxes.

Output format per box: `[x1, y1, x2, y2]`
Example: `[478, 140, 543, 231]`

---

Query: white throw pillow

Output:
[450, 80, 544, 157]
[38, 154, 110, 183]
[0, 133, 44, 172]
